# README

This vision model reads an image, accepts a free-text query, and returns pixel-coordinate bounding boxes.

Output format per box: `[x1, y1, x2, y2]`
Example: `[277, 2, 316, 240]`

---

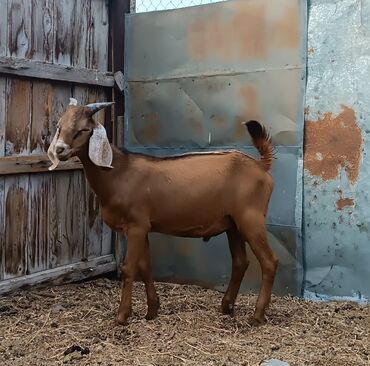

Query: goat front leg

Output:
[138, 236, 159, 320]
[116, 227, 147, 325]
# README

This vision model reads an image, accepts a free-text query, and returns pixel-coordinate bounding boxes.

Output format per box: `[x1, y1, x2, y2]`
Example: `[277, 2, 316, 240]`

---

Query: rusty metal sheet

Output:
[304, 0, 370, 302]
[124, 0, 306, 295]
[126, 0, 304, 81]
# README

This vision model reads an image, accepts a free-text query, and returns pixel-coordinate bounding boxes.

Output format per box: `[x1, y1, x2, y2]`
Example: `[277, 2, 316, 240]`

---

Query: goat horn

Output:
[86, 102, 115, 114]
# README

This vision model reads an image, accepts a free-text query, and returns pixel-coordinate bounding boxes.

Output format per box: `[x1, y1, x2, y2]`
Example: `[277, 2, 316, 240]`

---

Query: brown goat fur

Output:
[48, 101, 278, 326]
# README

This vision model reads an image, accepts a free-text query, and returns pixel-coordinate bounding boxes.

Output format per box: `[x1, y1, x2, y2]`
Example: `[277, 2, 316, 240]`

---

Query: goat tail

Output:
[244, 120, 274, 172]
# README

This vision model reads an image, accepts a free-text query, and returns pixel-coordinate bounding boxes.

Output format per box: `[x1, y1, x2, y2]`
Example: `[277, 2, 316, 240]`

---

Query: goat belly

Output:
[152, 217, 232, 239]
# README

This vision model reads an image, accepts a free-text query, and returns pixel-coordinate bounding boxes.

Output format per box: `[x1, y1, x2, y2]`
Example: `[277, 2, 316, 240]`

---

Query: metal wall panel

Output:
[125, 0, 306, 295]
[304, 0, 370, 301]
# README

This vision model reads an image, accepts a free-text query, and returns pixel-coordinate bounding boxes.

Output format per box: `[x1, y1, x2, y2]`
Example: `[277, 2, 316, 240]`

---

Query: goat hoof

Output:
[248, 315, 267, 327]
[115, 312, 130, 326]
[145, 300, 159, 320]
[145, 311, 158, 321]
[115, 317, 128, 326]
[221, 303, 235, 316]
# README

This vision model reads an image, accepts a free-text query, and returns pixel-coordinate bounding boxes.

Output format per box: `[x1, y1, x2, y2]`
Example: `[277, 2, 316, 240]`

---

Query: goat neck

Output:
[77, 144, 128, 204]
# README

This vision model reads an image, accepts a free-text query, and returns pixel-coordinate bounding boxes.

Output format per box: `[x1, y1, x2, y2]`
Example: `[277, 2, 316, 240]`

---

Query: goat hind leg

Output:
[221, 227, 249, 315]
[238, 213, 278, 325]
[138, 237, 159, 320]
[116, 227, 147, 325]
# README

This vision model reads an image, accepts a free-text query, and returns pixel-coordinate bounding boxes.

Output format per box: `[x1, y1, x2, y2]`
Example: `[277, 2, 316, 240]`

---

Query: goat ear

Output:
[88, 123, 113, 169]
[47, 128, 60, 171]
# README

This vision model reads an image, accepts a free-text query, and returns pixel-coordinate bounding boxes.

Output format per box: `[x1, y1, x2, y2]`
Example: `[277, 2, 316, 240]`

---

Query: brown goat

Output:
[47, 98, 278, 326]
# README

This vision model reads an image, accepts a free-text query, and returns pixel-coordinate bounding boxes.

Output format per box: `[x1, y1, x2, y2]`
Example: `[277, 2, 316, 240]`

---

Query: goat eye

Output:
[73, 129, 90, 140]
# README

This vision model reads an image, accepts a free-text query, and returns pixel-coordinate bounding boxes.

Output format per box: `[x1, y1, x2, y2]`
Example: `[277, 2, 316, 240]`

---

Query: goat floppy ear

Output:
[88, 123, 113, 169]
[47, 128, 60, 171]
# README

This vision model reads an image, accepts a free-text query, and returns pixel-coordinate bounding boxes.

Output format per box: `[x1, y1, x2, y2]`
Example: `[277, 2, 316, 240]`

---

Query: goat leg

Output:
[221, 227, 249, 316]
[138, 237, 159, 320]
[237, 212, 278, 326]
[116, 227, 147, 325]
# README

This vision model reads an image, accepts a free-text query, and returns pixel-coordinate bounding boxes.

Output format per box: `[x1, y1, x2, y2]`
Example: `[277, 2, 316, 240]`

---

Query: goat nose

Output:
[56, 146, 65, 154]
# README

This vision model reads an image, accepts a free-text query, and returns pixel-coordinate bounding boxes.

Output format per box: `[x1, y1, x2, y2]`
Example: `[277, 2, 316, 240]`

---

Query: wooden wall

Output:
[0, 0, 122, 292]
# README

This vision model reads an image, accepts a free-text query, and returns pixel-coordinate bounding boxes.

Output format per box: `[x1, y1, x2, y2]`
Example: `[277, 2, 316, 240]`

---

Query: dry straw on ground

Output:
[0, 278, 369, 366]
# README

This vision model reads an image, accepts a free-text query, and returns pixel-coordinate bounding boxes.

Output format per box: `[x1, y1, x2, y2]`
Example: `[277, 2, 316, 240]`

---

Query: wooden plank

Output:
[0, 77, 5, 280]
[51, 171, 86, 266]
[0, 77, 6, 155]
[0, 155, 82, 175]
[5, 78, 31, 156]
[101, 222, 113, 256]
[0, 0, 7, 57]
[27, 173, 50, 273]
[90, 0, 109, 71]
[31, 81, 53, 154]
[30, 0, 54, 62]
[0, 177, 4, 280]
[0, 254, 116, 294]
[4, 174, 29, 279]
[7, 0, 32, 59]
[109, 0, 130, 145]
[54, 0, 90, 68]
[0, 56, 114, 86]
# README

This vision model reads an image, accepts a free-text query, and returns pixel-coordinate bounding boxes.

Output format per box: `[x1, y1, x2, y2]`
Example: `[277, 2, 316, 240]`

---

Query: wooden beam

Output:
[0, 255, 116, 294]
[109, 0, 130, 146]
[0, 155, 82, 175]
[0, 56, 115, 87]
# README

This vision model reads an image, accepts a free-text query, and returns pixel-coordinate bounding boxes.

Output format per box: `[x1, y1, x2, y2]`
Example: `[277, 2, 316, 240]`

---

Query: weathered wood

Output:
[0, 77, 6, 155]
[4, 175, 29, 279]
[27, 174, 50, 273]
[51, 171, 86, 266]
[7, 0, 32, 59]
[0, 254, 116, 294]
[0, 177, 4, 280]
[0, 0, 7, 57]
[0, 56, 114, 86]
[31, 81, 53, 154]
[6, 78, 31, 156]
[117, 115, 125, 149]
[54, 0, 91, 68]
[0, 155, 82, 175]
[31, 0, 54, 62]
[0, 77, 5, 280]
[109, 0, 130, 145]
[101, 222, 113, 256]
[90, 0, 109, 71]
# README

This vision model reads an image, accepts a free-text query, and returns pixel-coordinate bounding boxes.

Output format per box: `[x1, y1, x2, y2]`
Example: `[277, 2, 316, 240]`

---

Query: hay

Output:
[0, 278, 369, 365]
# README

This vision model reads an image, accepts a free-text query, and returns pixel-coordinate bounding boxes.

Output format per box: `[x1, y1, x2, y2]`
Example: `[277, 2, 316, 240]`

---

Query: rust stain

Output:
[336, 198, 354, 211]
[189, 118, 203, 135]
[176, 243, 193, 257]
[187, 1, 299, 61]
[304, 105, 363, 184]
[308, 47, 315, 55]
[304, 106, 310, 117]
[187, 2, 267, 61]
[269, 6, 299, 50]
[234, 85, 260, 139]
[211, 115, 226, 127]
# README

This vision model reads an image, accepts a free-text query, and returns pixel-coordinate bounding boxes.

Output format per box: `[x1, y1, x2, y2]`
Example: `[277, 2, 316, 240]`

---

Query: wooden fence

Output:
[0, 0, 129, 293]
